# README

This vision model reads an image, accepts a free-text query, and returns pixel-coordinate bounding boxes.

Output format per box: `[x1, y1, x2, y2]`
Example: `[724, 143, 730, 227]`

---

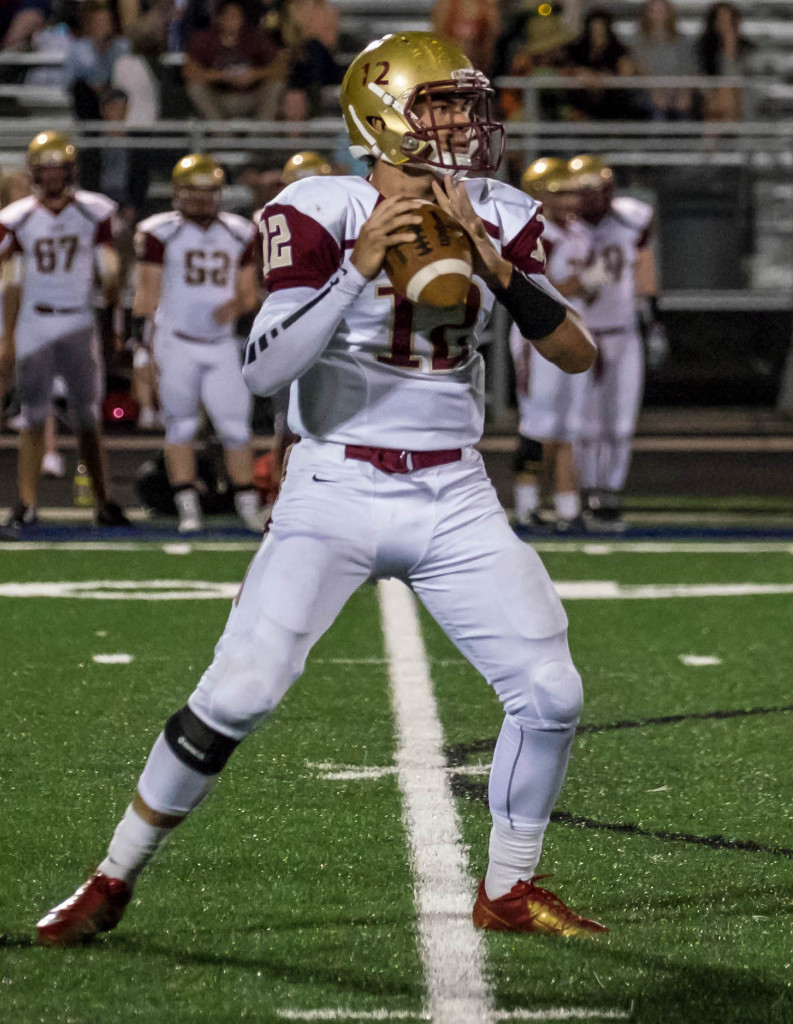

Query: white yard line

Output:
[276, 1007, 631, 1021]
[377, 578, 494, 1024]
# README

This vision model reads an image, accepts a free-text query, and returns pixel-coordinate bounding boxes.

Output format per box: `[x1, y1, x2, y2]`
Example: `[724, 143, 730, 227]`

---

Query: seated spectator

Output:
[695, 2, 755, 121]
[500, 12, 577, 122]
[632, 0, 696, 120]
[112, 23, 163, 124]
[0, 0, 50, 51]
[184, 0, 285, 120]
[565, 7, 637, 120]
[281, 0, 341, 121]
[64, 1, 130, 119]
[24, 15, 72, 88]
[431, 0, 500, 75]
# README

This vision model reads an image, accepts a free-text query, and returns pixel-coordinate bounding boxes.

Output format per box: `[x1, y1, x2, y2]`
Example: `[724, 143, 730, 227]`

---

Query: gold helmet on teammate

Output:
[282, 151, 333, 185]
[567, 154, 615, 223]
[521, 156, 572, 201]
[340, 31, 504, 172]
[172, 153, 225, 222]
[523, 156, 579, 225]
[27, 130, 78, 199]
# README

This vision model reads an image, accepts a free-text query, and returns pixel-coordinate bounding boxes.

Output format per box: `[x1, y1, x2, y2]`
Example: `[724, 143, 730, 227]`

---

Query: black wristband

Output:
[131, 315, 149, 345]
[494, 268, 567, 340]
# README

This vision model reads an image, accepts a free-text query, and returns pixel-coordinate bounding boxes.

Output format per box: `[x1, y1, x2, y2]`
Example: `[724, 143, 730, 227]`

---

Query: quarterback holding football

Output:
[37, 33, 606, 944]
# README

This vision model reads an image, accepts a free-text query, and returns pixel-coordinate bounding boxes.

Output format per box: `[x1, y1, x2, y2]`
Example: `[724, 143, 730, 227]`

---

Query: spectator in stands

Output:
[184, 0, 285, 120]
[112, 23, 163, 124]
[499, 12, 577, 122]
[431, 0, 500, 75]
[695, 2, 755, 121]
[632, 0, 696, 120]
[280, 0, 340, 121]
[565, 7, 638, 120]
[0, 0, 50, 51]
[64, 1, 130, 119]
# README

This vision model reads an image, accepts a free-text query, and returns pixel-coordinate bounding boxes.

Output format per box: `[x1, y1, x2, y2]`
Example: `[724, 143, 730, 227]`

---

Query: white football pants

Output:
[576, 327, 644, 492]
[186, 438, 583, 828]
[154, 333, 251, 450]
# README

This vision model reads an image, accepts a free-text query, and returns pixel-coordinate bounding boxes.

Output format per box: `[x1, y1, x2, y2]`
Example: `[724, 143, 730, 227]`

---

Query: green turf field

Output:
[1, 541, 791, 1024]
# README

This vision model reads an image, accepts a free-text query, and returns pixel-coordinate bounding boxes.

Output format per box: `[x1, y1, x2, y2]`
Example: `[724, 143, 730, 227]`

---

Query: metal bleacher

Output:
[1, 0, 793, 418]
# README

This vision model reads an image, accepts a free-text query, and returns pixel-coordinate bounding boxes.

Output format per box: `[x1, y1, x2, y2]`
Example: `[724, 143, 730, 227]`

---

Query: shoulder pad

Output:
[217, 211, 257, 243]
[611, 195, 654, 233]
[136, 210, 184, 242]
[0, 195, 37, 229]
[73, 190, 118, 221]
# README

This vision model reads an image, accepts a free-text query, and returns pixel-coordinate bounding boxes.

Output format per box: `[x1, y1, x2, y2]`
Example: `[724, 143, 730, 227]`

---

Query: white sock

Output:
[555, 490, 581, 521]
[484, 815, 546, 901]
[514, 482, 540, 520]
[98, 804, 175, 885]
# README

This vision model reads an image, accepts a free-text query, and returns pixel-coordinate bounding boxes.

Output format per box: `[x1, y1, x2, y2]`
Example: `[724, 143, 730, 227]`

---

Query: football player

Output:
[510, 157, 608, 532]
[0, 131, 130, 536]
[37, 34, 606, 944]
[567, 154, 666, 532]
[132, 154, 263, 533]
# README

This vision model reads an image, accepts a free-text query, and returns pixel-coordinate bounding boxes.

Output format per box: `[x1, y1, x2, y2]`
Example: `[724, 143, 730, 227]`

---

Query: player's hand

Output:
[432, 175, 512, 290]
[351, 197, 424, 280]
[214, 298, 239, 325]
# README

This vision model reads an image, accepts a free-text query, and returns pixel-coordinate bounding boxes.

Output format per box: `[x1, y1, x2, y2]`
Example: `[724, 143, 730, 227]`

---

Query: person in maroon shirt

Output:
[183, 0, 286, 120]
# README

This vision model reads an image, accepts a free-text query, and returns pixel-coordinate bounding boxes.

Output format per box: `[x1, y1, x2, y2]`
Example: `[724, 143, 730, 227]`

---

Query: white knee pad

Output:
[188, 615, 309, 739]
[217, 422, 250, 450]
[165, 415, 201, 446]
[495, 632, 583, 730]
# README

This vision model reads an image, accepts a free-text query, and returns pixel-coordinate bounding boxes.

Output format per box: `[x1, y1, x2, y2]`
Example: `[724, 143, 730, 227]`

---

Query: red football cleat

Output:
[472, 876, 608, 938]
[36, 872, 132, 946]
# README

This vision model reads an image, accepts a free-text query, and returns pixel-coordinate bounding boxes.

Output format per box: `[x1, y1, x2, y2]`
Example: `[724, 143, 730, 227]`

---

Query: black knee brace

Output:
[164, 705, 240, 775]
[513, 436, 544, 475]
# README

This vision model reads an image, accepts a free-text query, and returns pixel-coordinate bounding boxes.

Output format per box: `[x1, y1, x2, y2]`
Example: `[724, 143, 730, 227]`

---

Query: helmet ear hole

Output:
[367, 116, 386, 133]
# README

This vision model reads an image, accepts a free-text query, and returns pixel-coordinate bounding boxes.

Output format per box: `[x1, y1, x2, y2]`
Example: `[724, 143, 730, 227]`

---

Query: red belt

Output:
[344, 444, 462, 475]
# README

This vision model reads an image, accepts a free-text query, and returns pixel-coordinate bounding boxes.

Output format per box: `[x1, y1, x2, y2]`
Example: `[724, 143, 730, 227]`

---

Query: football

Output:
[383, 202, 474, 307]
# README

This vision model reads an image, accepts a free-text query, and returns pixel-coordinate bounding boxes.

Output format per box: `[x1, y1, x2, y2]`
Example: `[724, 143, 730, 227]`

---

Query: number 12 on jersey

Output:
[376, 284, 481, 372]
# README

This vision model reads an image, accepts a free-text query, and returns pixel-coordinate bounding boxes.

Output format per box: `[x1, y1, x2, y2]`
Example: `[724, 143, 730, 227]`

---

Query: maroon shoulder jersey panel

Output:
[262, 204, 341, 291]
[134, 230, 165, 263]
[637, 215, 655, 251]
[502, 215, 546, 275]
[95, 216, 114, 247]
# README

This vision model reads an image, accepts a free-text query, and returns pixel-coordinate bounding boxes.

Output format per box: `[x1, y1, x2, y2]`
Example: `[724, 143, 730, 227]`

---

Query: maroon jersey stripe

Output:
[502, 215, 546, 276]
[262, 204, 341, 292]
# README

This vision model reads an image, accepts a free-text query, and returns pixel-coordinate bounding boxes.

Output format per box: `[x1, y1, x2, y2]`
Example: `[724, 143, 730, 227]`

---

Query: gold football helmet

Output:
[27, 130, 78, 198]
[341, 32, 504, 172]
[172, 153, 225, 221]
[567, 154, 615, 222]
[282, 151, 333, 185]
[521, 156, 572, 201]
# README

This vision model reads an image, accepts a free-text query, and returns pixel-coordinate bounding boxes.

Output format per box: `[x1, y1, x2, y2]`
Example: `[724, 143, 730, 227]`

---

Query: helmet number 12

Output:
[361, 61, 390, 86]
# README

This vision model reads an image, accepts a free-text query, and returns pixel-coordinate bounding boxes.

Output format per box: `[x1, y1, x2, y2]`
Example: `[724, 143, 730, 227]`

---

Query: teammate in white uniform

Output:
[133, 154, 263, 533]
[0, 131, 130, 536]
[568, 154, 665, 531]
[37, 33, 607, 945]
[510, 157, 608, 532]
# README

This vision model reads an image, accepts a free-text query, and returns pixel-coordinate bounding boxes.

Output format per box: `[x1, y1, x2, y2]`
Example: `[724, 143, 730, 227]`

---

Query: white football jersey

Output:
[0, 190, 116, 341]
[582, 196, 654, 331]
[135, 211, 257, 342]
[258, 174, 547, 449]
[542, 216, 592, 317]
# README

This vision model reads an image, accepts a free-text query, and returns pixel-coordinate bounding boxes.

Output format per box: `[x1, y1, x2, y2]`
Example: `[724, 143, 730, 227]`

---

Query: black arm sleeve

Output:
[493, 268, 568, 341]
